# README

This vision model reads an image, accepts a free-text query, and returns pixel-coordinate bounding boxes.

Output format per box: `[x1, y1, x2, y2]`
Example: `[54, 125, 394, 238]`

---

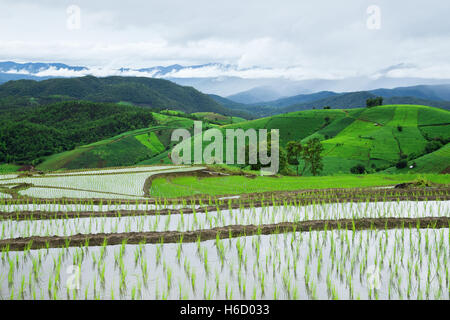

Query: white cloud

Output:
[0, 0, 449, 80]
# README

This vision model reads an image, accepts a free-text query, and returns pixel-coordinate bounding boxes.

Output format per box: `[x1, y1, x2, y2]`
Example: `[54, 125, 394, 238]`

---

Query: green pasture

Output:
[149, 173, 450, 198]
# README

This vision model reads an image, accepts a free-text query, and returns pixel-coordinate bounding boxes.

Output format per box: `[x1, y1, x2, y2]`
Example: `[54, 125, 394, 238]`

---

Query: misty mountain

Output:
[280, 91, 377, 113]
[226, 86, 289, 104]
[0, 61, 87, 74]
[208, 94, 249, 109]
[370, 84, 450, 101]
[230, 84, 450, 116]
[203, 76, 450, 100]
[278, 92, 450, 115]
[382, 96, 450, 110]
[136, 63, 224, 77]
[254, 91, 339, 108]
[2, 61, 450, 100]
[2, 61, 450, 118]
[211, 91, 450, 118]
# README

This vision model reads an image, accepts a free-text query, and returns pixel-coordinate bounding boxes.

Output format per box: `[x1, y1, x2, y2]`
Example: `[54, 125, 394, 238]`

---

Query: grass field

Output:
[0, 164, 21, 174]
[384, 143, 450, 174]
[192, 112, 246, 125]
[149, 173, 449, 197]
[314, 105, 449, 174]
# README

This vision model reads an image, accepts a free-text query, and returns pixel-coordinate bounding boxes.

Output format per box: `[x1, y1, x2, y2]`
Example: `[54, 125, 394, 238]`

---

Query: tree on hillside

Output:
[350, 163, 366, 174]
[242, 132, 288, 174]
[301, 138, 324, 176]
[286, 141, 302, 176]
[0, 141, 6, 163]
[424, 140, 442, 153]
[366, 96, 383, 108]
[396, 159, 408, 169]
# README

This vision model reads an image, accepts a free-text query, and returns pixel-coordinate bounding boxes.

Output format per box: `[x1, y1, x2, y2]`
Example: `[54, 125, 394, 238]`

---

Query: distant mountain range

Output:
[2, 60, 450, 99]
[1, 61, 450, 119]
[211, 85, 450, 117]
[262, 84, 450, 108]
[0, 61, 87, 74]
[226, 86, 290, 104]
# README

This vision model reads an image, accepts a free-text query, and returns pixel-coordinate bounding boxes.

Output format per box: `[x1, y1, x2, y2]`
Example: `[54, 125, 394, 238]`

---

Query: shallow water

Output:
[0, 166, 205, 199]
[1, 227, 448, 300]
[45, 166, 189, 176]
[0, 192, 11, 199]
[1, 200, 448, 240]
[0, 202, 199, 213]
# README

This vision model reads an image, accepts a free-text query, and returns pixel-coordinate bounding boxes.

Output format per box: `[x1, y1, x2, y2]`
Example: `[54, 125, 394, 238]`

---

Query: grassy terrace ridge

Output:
[2, 188, 448, 220]
[149, 172, 449, 198]
[0, 164, 20, 174]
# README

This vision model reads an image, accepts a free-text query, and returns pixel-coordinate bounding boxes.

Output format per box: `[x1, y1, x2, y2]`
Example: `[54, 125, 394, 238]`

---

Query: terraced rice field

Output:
[0, 165, 448, 300]
[0, 165, 205, 199]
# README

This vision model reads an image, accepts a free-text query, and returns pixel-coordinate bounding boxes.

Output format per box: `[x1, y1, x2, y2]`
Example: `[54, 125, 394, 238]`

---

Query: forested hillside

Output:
[0, 101, 156, 163]
[0, 76, 251, 118]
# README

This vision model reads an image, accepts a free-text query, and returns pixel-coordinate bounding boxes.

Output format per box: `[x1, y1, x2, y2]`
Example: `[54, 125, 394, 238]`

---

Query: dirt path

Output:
[1, 216, 449, 251]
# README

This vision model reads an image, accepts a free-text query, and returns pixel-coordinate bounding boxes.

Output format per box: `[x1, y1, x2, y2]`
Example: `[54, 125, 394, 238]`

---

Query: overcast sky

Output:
[1, 0, 449, 80]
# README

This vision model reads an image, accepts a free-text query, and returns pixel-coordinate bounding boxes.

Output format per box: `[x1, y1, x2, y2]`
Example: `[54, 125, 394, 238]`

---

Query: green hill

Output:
[290, 105, 448, 174]
[0, 75, 249, 117]
[3, 103, 449, 175]
[171, 104, 449, 175]
[35, 110, 237, 171]
[35, 111, 200, 171]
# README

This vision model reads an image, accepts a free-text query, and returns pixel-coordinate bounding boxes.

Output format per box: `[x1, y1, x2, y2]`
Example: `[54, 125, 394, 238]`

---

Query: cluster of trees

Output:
[241, 132, 289, 174]
[0, 101, 156, 164]
[350, 164, 367, 174]
[286, 138, 324, 176]
[366, 96, 383, 107]
[229, 136, 325, 176]
[424, 139, 448, 153]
